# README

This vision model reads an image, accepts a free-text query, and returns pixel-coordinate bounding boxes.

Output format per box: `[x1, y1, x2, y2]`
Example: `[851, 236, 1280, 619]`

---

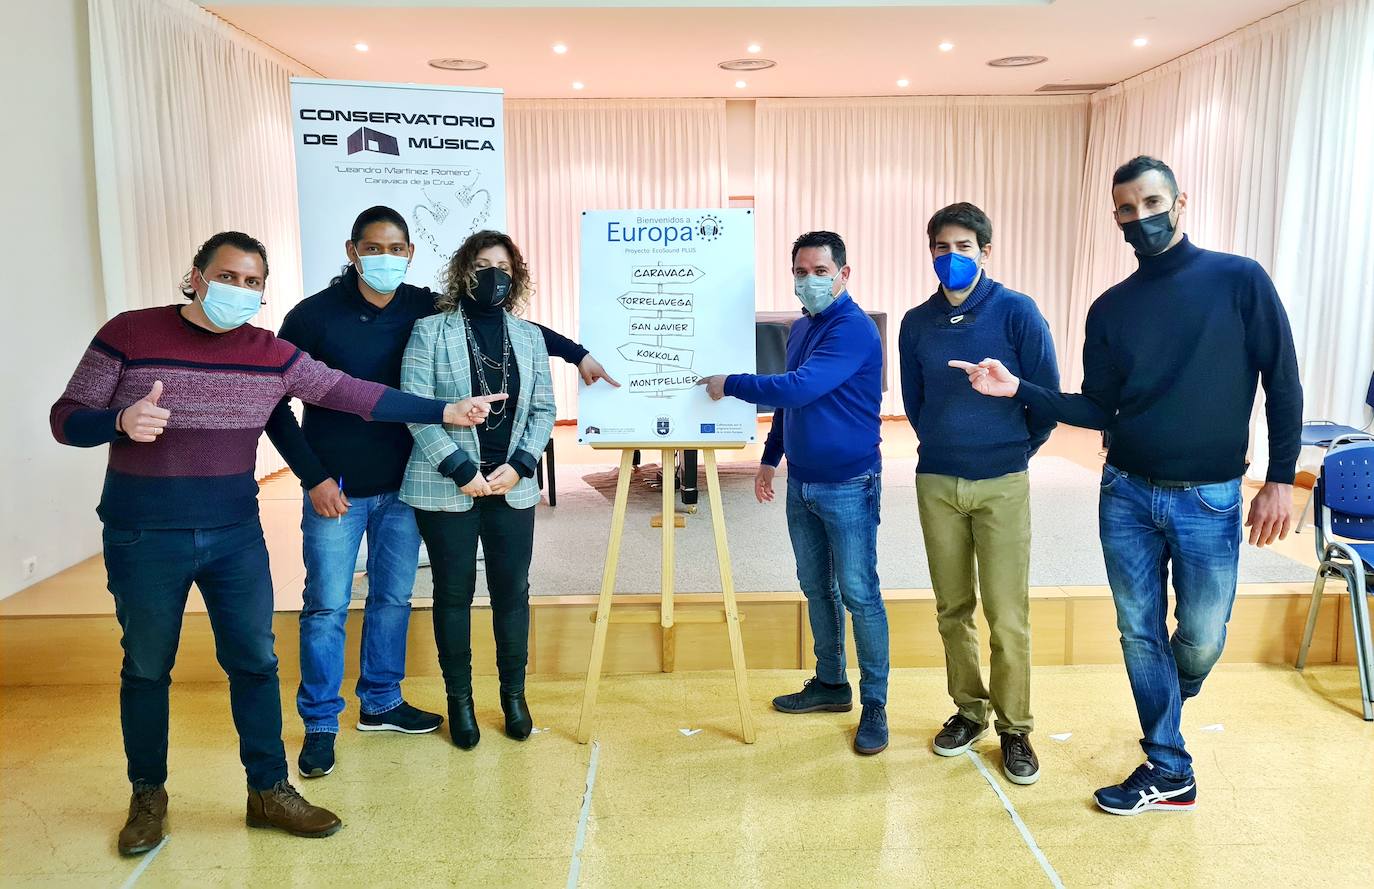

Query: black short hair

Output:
[1112, 156, 1178, 197]
[180, 231, 268, 299]
[791, 231, 846, 268]
[926, 203, 992, 250]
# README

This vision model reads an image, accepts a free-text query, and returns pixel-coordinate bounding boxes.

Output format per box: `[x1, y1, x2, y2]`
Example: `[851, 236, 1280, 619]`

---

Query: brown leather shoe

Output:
[246, 780, 342, 838]
[118, 783, 167, 856]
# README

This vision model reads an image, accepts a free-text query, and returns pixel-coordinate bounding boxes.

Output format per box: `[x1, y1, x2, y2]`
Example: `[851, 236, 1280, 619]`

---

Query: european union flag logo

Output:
[700, 423, 716, 433]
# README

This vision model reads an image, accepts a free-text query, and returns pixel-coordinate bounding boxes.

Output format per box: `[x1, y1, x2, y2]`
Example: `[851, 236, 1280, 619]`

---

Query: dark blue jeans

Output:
[297, 492, 420, 734]
[1098, 464, 1242, 776]
[102, 519, 287, 790]
[785, 471, 890, 706]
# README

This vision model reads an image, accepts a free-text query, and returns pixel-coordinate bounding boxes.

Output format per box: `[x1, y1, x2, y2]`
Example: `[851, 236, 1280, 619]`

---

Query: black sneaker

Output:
[853, 705, 889, 755]
[357, 701, 443, 734]
[298, 732, 335, 779]
[1000, 733, 1041, 785]
[932, 713, 986, 757]
[772, 678, 854, 714]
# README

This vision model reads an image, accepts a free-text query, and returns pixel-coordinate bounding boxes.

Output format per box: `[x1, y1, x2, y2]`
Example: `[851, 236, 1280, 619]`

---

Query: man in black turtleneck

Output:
[952, 157, 1302, 817]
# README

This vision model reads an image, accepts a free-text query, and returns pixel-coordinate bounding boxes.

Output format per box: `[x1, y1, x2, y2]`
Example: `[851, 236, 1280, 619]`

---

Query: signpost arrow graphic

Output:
[616, 291, 694, 313]
[618, 342, 695, 371]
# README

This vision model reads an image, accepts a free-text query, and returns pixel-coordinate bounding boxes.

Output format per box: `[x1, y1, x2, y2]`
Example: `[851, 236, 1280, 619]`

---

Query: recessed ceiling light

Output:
[354, 42, 369, 52]
[897, 78, 910, 87]
[572, 81, 584, 90]
[735, 80, 747, 89]
[1133, 36, 1149, 47]
[938, 42, 954, 52]
[553, 43, 568, 54]
[718, 58, 776, 71]
[987, 55, 1049, 68]
[747, 43, 762, 53]
[428, 58, 488, 71]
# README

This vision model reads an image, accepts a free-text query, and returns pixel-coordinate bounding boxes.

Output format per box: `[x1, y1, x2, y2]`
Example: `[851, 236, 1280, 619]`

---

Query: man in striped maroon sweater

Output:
[50, 231, 501, 855]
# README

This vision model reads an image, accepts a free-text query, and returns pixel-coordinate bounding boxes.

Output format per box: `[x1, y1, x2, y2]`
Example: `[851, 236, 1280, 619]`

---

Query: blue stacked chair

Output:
[1296, 435, 1374, 720]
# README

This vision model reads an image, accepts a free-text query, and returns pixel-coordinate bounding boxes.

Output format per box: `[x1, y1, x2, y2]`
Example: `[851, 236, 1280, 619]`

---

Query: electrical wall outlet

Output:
[21, 556, 37, 579]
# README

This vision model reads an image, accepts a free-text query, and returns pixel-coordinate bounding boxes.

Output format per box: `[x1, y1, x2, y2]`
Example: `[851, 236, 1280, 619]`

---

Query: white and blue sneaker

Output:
[1094, 761, 1197, 815]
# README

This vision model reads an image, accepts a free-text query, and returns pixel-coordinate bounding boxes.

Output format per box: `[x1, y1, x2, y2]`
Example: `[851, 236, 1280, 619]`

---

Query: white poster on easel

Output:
[289, 78, 505, 293]
[577, 209, 757, 445]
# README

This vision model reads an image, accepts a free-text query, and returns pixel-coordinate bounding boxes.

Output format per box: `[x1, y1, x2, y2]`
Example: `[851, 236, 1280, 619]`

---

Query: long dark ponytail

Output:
[330, 205, 412, 286]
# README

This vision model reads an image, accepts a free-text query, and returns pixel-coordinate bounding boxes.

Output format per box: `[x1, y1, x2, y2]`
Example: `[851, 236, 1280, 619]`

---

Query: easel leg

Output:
[578, 449, 635, 744]
[704, 450, 756, 743]
[661, 448, 676, 673]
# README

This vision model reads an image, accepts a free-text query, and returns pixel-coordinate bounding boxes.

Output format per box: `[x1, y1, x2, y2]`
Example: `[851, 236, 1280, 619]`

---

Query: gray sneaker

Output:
[772, 678, 854, 714]
[933, 713, 986, 756]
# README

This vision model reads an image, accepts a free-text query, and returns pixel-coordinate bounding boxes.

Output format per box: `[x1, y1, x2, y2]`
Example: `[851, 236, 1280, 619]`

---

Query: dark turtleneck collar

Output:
[459, 296, 505, 323]
[1133, 234, 1201, 277]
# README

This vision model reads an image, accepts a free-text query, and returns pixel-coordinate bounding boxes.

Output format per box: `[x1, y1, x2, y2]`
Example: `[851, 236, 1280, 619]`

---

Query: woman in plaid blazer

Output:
[400, 231, 556, 749]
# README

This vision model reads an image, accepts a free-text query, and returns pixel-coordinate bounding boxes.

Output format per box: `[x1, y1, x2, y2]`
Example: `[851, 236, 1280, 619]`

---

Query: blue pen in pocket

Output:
[336, 476, 345, 524]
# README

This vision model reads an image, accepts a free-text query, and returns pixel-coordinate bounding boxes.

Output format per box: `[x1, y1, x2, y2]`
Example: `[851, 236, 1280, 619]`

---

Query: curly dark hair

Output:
[180, 231, 269, 299]
[437, 230, 533, 316]
[926, 203, 992, 250]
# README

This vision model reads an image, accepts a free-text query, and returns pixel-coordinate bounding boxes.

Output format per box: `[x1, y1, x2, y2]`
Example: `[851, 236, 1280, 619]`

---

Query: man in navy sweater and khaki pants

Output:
[954, 157, 1302, 815]
[900, 203, 1059, 786]
[699, 231, 890, 756]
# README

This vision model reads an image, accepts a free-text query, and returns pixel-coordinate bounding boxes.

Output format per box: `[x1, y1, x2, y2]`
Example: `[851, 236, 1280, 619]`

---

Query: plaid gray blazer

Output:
[399, 310, 555, 511]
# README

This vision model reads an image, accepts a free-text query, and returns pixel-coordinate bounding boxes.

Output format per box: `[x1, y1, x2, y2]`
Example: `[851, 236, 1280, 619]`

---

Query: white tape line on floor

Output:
[118, 836, 168, 889]
[566, 740, 602, 889]
[965, 750, 1065, 889]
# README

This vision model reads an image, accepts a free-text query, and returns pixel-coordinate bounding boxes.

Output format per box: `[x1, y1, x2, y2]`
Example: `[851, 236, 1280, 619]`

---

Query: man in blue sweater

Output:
[699, 231, 890, 755]
[953, 157, 1302, 815]
[900, 203, 1059, 786]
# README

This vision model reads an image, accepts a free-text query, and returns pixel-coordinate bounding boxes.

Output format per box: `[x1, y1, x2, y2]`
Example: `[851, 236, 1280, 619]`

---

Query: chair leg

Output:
[1297, 569, 1328, 670]
[1349, 569, 1374, 721]
[1295, 486, 1316, 534]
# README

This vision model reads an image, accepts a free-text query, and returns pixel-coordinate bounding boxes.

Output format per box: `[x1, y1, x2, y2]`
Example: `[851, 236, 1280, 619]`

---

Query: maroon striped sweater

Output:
[50, 305, 445, 529]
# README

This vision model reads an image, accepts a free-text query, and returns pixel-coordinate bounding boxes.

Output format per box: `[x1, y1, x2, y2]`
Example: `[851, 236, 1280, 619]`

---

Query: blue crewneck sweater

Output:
[899, 274, 1059, 479]
[725, 293, 883, 482]
[1015, 236, 1303, 484]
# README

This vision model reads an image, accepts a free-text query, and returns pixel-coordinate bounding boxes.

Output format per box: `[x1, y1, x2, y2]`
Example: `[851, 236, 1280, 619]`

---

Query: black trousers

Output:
[415, 498, 535, 695]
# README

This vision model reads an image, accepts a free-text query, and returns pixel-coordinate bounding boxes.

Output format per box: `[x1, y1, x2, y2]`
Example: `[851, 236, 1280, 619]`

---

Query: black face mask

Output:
[1120, 202, 1178, 256]
[468, 267, 513, 311]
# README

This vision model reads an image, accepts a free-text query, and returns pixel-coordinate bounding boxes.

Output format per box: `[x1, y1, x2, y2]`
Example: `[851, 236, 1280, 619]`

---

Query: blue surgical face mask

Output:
[795, 274, 838, 315]
[201, 278, 262, 330]
[934, 252, 980, 292]
[357, 253, 409, 293]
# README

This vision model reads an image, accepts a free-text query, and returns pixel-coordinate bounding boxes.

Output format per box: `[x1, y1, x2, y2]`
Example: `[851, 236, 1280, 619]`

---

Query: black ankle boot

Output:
[447, 693, 480, 749]
[500, 690, 533, 741]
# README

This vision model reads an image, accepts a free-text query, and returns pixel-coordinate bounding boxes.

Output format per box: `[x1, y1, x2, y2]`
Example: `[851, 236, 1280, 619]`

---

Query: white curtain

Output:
[88, 0, 311, 477]
[505, 99, 728, 418]
[753, 97, 1090, 415]
[1071, 0, 1374, 478]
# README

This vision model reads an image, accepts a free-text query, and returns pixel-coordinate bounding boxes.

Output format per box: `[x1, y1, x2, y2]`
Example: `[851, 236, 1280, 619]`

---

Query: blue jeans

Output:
[297, 491, 421, 734]
[1098, 464, 1242, 776]
[786, 471, 890, 706]
[102, 519, 287, 790]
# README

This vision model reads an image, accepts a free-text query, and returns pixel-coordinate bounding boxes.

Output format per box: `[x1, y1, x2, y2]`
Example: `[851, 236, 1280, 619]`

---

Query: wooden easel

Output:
[576, 444, 756, 744]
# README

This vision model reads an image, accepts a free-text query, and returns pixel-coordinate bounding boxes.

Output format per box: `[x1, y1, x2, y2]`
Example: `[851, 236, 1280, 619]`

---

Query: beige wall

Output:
[0, 0, 108, 598]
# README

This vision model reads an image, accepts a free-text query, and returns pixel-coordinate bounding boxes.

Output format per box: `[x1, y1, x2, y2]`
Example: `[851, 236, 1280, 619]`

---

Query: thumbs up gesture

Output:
[118, 381, 171, 443]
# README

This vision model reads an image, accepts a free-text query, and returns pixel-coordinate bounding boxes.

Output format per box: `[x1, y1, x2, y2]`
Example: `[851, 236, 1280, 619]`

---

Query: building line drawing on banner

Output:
[616, 262, 704, 398]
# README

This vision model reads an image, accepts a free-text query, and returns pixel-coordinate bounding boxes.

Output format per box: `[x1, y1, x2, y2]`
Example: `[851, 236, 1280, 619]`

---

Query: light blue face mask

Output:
[795, 274, 838, 315]
[357, 253, 409, 294]
[201, 278, 262, 330]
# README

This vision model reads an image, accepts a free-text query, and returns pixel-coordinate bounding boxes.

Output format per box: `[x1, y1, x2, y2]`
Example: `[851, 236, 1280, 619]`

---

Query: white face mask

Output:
[795, 274, 838, 314]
